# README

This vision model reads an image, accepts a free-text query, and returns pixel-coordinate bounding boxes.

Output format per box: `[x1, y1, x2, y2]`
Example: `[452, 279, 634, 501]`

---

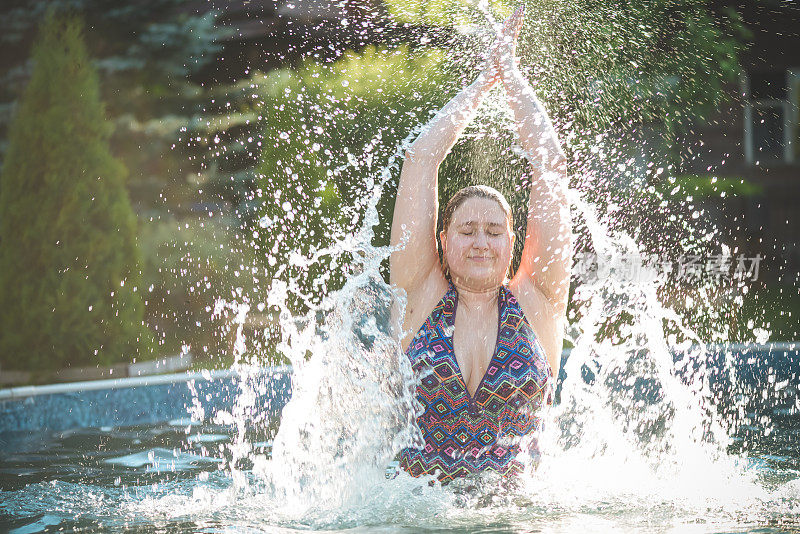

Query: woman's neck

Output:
[453, 280, 500, 312]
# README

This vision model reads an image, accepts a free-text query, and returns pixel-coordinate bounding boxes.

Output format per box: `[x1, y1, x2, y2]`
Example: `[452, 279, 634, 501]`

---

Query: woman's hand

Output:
[478, 5, 523, 88]
[495, 5, 524, 81]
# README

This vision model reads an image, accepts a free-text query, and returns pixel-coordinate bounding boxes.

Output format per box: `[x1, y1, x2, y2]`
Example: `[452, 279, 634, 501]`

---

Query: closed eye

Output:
[460, 231, 502, 237]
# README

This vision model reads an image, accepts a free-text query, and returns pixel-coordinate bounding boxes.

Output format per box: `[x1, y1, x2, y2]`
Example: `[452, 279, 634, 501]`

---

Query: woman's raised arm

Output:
[503, 64, 571, 312]
[500, 7, 572, 372]
[390, 63, 499, 293]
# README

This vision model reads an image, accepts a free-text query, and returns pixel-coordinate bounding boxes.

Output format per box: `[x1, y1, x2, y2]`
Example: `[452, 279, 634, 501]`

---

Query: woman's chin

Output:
[453, 269, 505, 289]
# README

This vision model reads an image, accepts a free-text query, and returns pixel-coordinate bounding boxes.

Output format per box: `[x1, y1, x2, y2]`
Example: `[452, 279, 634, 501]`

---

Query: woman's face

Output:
[441, 196, 514, 290]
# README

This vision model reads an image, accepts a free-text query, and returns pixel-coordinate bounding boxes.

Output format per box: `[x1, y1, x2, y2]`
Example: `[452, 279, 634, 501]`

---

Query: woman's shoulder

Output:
[399, 270, 451, 350]
[507, 277, 561, 372]
[508, 276, 549, 311]
[405, 269, 450, 310]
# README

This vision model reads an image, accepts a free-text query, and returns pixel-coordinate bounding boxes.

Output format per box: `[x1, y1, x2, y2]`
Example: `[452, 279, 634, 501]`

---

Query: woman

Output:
[390, 6, 572, 483]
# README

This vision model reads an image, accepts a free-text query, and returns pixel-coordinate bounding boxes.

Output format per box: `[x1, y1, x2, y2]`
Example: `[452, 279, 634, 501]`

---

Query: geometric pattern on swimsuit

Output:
[399, 281, 553, 483]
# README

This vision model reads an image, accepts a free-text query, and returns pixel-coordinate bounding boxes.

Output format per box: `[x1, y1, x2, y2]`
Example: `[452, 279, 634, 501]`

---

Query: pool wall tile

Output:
[0, 369, 292, 433]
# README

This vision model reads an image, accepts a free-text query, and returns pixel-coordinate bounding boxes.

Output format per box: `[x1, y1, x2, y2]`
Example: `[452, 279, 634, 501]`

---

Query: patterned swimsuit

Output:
[399, 282, 553, 483]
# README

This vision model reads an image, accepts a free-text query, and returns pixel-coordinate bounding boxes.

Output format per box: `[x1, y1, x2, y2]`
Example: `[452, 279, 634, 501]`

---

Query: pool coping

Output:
[0, 365, 292, 402]
[1, 341, 797, 403]
[701, 341, 799, 352]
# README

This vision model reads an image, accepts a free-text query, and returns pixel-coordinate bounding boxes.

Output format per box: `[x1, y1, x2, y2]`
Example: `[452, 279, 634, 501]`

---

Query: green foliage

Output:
[736, 284, 800, 342]
[138, 217, 265, 361]
[249, 45, 452, 309]
[0, 12, 153, 373]
[522, 0, 746, 137]
[383, 0, 508, 26]
[1, 0, 225, 85]
[383, 0, 745, 137]
[0, 1, 230, 215]
[669, 174, 763, 198]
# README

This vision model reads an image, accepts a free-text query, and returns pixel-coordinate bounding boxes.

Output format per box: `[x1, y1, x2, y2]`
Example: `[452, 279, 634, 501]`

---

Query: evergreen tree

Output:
[0, 11, 152, 374]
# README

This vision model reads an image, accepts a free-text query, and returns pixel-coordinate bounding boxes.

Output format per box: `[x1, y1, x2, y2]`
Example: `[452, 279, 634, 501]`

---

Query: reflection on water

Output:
[103, 447, 222, 471]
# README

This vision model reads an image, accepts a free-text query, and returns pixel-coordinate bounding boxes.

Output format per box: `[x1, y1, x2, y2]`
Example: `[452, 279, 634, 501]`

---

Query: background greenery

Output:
[0, 12, 153, 375]
[0, 0, 795, 379]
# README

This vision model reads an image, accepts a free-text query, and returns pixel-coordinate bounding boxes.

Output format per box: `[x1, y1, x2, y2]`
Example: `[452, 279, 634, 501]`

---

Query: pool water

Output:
[0, 418, 274, 532]
[1, 385, 798, 533]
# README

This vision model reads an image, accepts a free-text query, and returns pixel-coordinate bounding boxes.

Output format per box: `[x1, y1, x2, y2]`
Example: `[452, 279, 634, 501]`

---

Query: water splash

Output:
[254, 271, 422, 516]
[143, 0, 798, 530]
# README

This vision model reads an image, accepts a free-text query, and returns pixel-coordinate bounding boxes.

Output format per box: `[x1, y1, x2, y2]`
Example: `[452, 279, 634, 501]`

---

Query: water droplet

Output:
[259, 215, 274, 228]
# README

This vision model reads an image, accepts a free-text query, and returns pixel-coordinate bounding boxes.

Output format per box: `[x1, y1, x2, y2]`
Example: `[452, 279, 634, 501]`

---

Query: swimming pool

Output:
[0, 345, 797, 533]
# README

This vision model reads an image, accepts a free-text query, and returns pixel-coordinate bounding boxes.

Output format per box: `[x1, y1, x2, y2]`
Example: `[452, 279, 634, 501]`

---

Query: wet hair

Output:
[440, 185, 514, 280]
[441, 185, 513, 234]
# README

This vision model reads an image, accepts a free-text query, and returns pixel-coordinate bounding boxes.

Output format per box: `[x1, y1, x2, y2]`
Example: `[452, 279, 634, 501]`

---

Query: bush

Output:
[0, 11, 153, 373]
[138, 217, 267, 362]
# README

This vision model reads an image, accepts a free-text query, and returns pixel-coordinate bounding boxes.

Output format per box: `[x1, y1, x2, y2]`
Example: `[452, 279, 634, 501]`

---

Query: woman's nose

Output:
[473, 231, 489, 248]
